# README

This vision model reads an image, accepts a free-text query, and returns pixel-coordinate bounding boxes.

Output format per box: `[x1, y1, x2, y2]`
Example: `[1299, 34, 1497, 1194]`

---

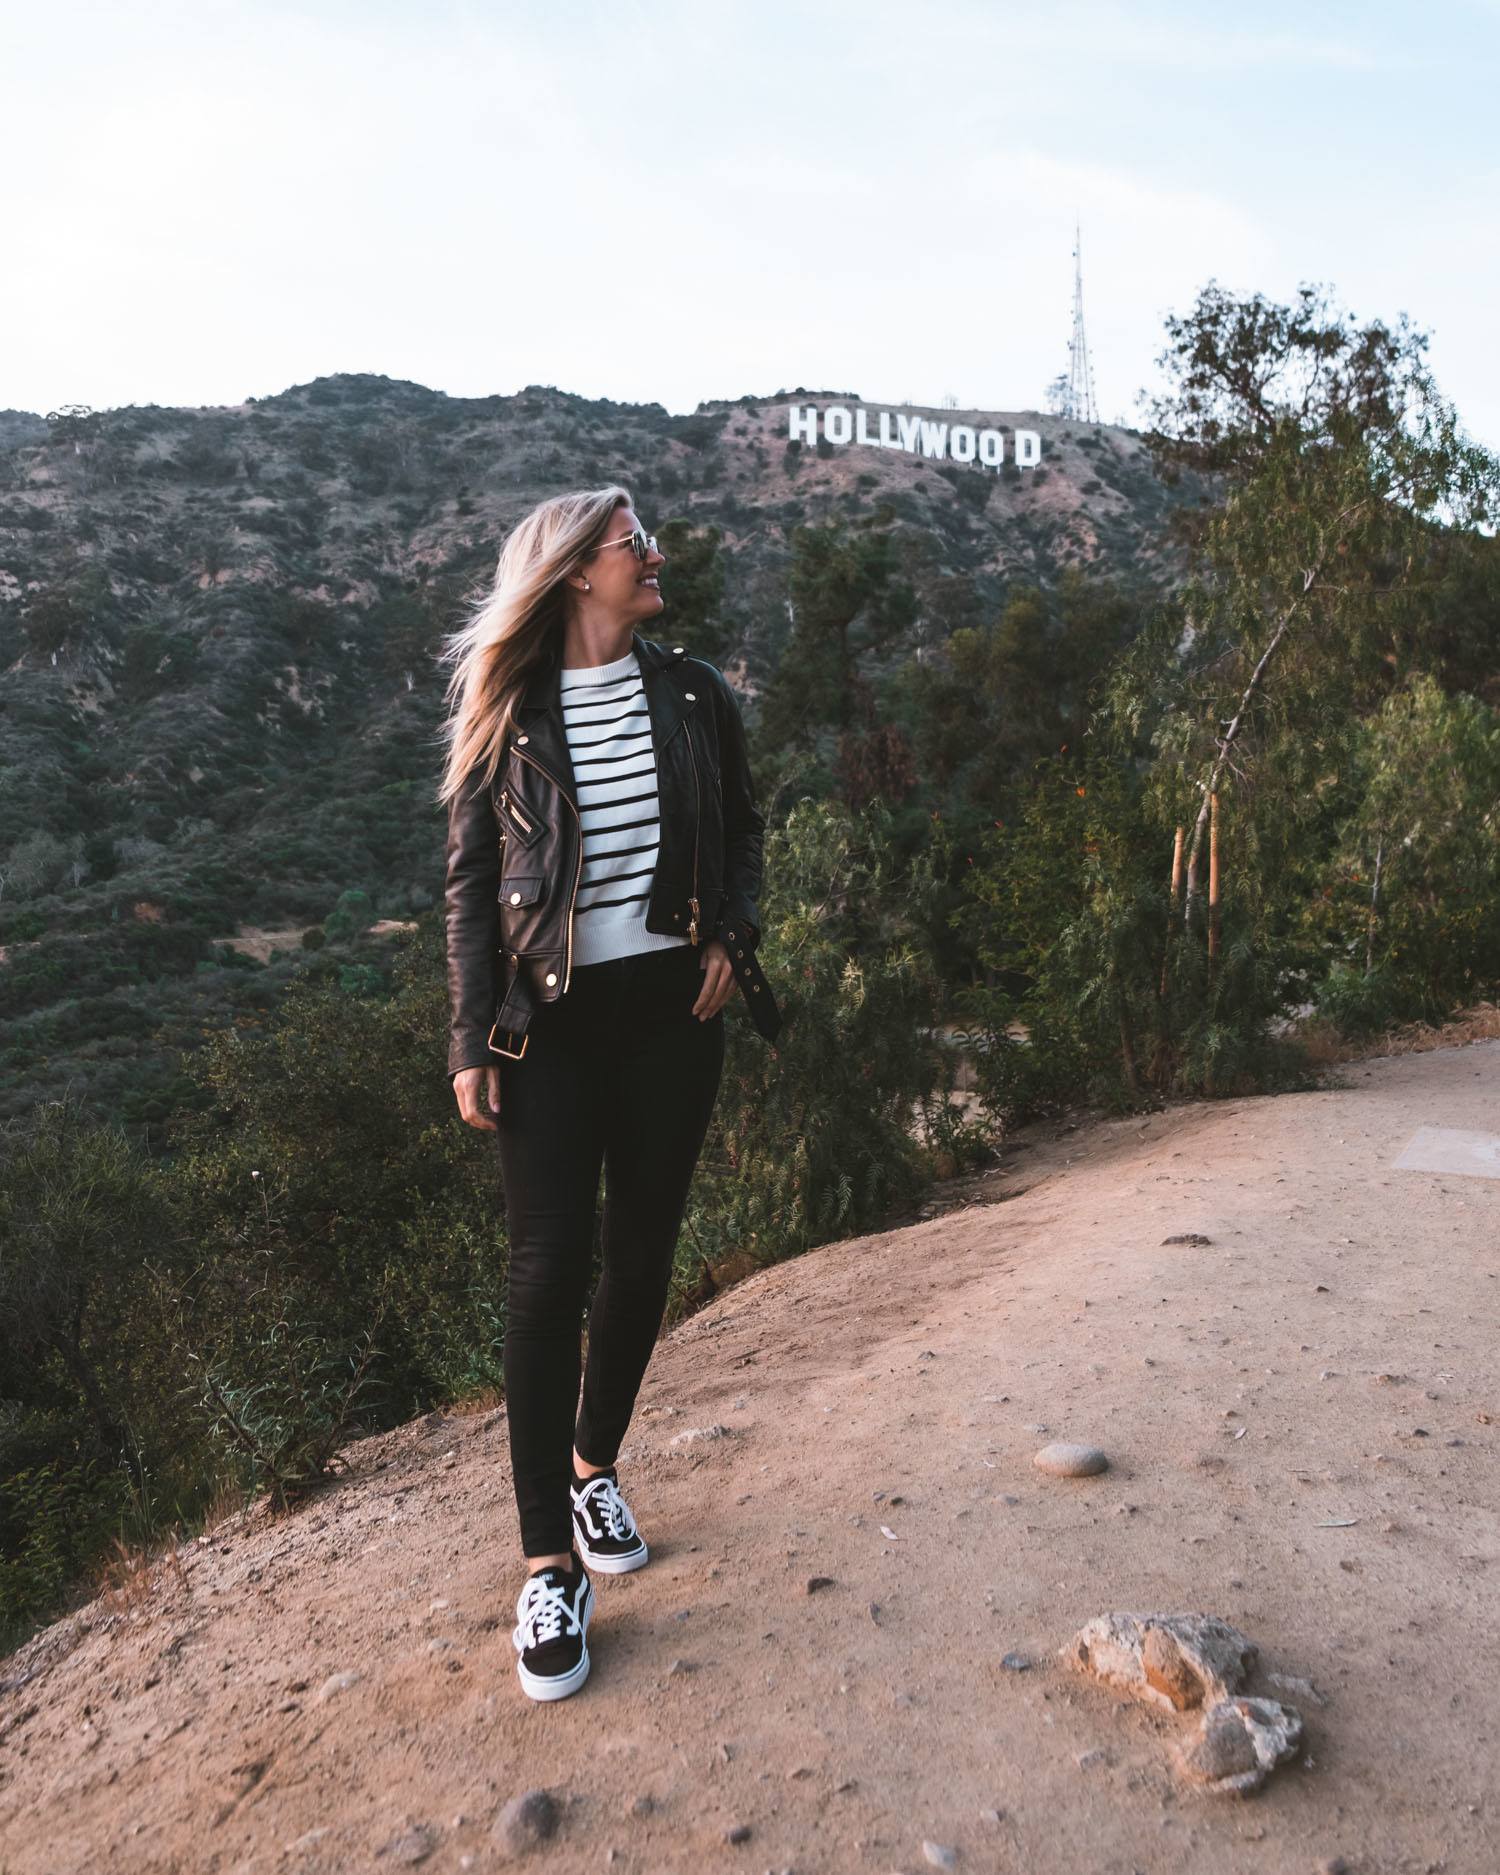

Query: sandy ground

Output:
[218, 920, 418, 964]
[2, 1039, 1497, 1875]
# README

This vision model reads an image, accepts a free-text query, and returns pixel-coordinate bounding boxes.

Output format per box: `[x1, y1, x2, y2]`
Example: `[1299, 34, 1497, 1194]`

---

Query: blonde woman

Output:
[436, 487, 781, 1701]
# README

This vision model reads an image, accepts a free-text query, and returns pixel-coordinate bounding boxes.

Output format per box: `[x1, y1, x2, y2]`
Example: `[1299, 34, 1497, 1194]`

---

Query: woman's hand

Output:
[692, 938, 735, 1019]
[453, 1063, 501, 1130]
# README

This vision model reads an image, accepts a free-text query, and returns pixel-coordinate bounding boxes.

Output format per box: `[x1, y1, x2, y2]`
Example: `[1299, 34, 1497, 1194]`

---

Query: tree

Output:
[758, 521, 918, 751]
[1136, 280, 1500, 936]
[1330, 675, 1500, 1012]
[651, 518, 731, 666]
[0, 1091, 175, 1487]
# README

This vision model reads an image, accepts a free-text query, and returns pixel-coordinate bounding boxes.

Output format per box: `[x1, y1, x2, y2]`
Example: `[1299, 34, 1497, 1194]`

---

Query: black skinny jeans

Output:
[494, 941, 725, 1558]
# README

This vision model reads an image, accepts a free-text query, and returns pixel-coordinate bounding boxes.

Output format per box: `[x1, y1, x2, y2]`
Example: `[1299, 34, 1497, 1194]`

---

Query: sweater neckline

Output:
[558, 647, 639, 686]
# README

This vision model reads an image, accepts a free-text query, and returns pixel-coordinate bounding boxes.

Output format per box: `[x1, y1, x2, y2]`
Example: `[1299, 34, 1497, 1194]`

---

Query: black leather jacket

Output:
[444, 628, 782, 1077]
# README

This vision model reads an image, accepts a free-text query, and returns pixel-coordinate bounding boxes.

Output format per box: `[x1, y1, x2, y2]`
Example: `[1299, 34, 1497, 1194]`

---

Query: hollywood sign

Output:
[786, 403, 1043, 471]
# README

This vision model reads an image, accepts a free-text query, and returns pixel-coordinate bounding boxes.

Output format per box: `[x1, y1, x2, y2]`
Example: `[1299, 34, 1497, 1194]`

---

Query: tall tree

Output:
[759, 521, 917, 753]
[1134, 281, 1499, 934]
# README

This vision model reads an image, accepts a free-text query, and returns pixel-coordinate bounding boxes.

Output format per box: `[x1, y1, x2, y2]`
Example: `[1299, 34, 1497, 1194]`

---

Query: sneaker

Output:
[511, 1553, 594, 1701]
[570, 1463, 649, 1573]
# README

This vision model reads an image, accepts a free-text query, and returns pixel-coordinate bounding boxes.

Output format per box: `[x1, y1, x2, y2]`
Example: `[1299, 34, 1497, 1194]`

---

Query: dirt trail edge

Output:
[3, 1041, 1497, 1875]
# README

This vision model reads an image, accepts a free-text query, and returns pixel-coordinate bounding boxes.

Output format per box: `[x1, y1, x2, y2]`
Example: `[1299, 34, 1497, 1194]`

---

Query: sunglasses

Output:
[590, 527, 658, 562]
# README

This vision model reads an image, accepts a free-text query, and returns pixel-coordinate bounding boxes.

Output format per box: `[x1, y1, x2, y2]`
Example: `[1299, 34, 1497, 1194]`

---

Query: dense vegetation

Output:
[2, 284, 1496, 1648]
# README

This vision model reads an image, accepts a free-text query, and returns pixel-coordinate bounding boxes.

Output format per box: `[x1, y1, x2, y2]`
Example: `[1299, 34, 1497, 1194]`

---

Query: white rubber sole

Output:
[513, 1577, 594, 1702]
[572, 1531, 649, 1574]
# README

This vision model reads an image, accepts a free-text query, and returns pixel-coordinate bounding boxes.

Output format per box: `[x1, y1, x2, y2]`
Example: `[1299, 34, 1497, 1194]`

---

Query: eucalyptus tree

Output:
[1131, 280, 1498, 938]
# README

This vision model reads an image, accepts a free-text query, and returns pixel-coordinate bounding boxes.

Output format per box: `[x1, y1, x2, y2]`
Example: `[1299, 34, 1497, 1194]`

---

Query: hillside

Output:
[0, 375, 1204, 1120]
[1, 1034, 1495, 1874]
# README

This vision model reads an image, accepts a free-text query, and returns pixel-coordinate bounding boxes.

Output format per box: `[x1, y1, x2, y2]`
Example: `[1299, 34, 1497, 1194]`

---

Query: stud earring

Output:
[582, 579, 591, 591]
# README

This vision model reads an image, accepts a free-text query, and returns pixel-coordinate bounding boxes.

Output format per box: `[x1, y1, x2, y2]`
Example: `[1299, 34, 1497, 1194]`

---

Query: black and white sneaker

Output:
[511, 1552, 594, 1701]
[570, 1463, 649, 1573]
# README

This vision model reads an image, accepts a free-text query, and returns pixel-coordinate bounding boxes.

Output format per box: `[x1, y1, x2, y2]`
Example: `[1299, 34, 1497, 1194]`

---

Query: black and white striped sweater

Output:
[558, 646, 693, 966]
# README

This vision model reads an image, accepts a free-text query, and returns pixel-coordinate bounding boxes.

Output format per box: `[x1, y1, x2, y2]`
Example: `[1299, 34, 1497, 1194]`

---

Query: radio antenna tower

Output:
[1065, 218, 1099, 424]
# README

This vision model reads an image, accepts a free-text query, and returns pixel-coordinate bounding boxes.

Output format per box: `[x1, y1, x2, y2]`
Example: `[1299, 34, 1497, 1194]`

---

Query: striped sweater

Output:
[559, 646, 693, 967]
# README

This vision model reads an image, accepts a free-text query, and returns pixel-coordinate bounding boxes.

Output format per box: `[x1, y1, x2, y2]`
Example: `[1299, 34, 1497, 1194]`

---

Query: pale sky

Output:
[6, 0, 1497, 450]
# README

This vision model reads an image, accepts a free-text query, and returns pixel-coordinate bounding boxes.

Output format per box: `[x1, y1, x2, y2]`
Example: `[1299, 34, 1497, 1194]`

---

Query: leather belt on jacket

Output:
[715, 920, 782, 1041]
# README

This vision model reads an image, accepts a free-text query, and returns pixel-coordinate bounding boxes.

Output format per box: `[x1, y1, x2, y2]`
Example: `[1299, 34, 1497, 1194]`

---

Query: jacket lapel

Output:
[631, 630, 696, 755]
[514, 629, 578, 810]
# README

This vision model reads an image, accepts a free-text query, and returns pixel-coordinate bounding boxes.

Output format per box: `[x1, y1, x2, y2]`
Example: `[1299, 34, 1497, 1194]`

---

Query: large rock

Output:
[1175, 1696, 1305, 1795]
[1059, 1612, 1257, 1712]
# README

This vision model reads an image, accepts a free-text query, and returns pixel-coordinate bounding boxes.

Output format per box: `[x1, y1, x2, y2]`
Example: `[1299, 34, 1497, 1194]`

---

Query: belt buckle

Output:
[488, 1021, 528, 1060]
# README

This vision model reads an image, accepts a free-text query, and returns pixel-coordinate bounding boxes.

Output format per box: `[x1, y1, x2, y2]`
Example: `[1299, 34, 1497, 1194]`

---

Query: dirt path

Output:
[3, 1041, 1497, 1874]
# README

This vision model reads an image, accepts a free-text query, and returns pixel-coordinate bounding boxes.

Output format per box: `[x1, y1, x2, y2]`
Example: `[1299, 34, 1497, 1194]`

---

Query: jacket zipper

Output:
[500, 788, 534, 837]
[684, 721, 701, 944]
[511, 747, 584, 994]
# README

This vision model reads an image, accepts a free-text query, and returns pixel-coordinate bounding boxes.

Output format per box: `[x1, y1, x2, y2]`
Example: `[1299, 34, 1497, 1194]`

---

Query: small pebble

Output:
[1033, 1443, 1109, 1479]
[316, 1670, 361, 1701]
[1000, 1652, 1031, 1672]
[492, 1790, 558, 1854]
[669, 1423, 730, 1446]
[380, 1823, 439, 1867]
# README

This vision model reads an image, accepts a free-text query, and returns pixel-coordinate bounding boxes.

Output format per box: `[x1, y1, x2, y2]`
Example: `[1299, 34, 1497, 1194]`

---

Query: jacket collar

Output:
[514, 627, 696, 810]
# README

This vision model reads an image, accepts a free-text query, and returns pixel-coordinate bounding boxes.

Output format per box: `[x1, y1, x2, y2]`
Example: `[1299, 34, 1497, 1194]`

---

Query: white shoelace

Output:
[514, 1572, 582, 1650]
[578, 1473, 636, 1541]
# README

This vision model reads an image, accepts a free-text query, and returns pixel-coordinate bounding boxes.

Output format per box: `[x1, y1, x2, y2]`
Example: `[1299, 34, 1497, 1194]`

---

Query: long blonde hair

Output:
[434, 484, 633, 806]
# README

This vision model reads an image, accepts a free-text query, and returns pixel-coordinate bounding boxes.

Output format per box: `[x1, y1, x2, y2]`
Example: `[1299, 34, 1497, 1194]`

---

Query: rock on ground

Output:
[1032, 1441, 1109, 1477]
[1059, 1612, 1258, 1712]
[1174, 1696, 1305, 1796]
[492, 1789, 559, 1857]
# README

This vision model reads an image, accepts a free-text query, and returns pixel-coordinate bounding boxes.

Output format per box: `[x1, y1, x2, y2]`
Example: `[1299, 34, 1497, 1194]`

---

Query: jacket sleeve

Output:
[444, 765, 502, 1077]
[708, 665, 765, 951]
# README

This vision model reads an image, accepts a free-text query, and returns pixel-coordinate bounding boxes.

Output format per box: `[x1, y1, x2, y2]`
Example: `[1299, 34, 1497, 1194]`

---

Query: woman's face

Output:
[580, 507, 666, 624]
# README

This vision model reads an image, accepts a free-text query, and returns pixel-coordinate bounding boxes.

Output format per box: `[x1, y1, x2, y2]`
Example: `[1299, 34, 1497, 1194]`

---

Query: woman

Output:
[437, 486, 780, 1703]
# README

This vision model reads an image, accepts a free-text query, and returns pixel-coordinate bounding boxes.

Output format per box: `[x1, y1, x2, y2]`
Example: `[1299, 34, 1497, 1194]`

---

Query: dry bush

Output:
[1294, 1001, 1500, 1066]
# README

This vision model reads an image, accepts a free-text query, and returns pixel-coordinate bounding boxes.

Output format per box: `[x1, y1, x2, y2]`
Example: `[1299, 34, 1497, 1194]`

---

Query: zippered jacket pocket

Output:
[500, 788, 544, 846]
